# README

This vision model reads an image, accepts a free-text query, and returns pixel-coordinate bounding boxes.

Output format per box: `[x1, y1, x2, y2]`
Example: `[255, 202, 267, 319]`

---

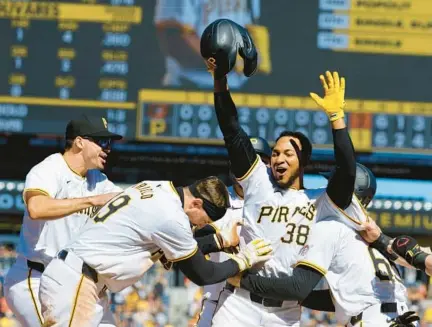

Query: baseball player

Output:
[195, 136, 272, 327]
[154, 0, 268, 89]
[235, 166, 420, 327]
[37, 176, 273, 326]
[201, 20, 360, 327]
[4, 115, 123, 327]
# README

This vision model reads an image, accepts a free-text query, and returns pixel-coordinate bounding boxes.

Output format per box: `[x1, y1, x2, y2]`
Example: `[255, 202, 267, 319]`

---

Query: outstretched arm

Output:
[310, 72, 356, 209]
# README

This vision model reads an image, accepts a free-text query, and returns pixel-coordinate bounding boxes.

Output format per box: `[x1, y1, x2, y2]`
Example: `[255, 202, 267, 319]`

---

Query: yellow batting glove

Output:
[310, 71, 346, 122]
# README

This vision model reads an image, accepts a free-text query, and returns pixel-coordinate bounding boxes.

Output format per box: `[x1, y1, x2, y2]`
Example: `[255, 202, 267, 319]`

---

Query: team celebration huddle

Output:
[5, 18, 430, 327]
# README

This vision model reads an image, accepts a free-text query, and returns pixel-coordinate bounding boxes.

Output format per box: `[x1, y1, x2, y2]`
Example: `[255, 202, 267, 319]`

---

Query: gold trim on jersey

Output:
[23, 188, 51, 205]
[169, 181, 179, 197]
[69, 275, 85, 327]
[213, 234, 222, 250]
[209, 223, 220, 232]
[169, 245, 199, 263]
[62, 154, 85, 179]
[27, 268, 43, 326]
[326, 193, 363, 226]
[295, 260, 327, 276]
[236, 155, 260, 182]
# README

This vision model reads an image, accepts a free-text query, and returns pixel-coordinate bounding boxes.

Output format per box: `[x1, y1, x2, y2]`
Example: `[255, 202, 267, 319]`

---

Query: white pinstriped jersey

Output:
[18, 153, 121, 266]
[68, 181, 198, 292]
[203, 187, 244, 301]
[297, 216, 407, 324]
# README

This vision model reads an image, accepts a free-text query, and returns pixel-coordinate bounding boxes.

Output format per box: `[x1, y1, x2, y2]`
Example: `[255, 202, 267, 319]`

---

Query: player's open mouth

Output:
[275, 166, 288, 178]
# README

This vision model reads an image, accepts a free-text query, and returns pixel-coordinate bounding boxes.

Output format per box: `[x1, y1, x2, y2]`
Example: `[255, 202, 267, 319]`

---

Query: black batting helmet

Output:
[320, 163, 377, 207]
[250, 136, 272, 160]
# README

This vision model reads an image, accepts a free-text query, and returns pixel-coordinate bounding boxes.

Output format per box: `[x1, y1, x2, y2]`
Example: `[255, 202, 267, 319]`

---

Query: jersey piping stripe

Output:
[169, 181, 179, 197]
[236, 155, 260, 182]
[295, 260, 327, 276]
[27, 268, 43, 326]
[209, 223, 220, 232]
[62, 155, 85, 179]
[169, 245, 199, 263]
[23, 188, 50, 204]
[69, 275, 85, 327]
[326, 193, 363, 226]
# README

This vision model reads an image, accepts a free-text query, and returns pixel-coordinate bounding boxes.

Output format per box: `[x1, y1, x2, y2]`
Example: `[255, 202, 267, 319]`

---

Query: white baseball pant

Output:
[5, 256, 115, 327]
[212, 285, 301, 327]
[346, 302, 419, 327]
[39, 251, 114, 327]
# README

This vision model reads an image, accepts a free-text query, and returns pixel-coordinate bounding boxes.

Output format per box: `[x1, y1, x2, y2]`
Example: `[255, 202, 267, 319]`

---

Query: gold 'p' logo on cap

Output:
[102, 117, 108, 129]
[250, 138, 258, 144]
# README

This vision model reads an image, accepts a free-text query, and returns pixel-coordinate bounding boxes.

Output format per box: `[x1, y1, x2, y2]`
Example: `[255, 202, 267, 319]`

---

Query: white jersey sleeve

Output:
[99, 173, 123, 193]
[296, 219, 342, 275]
[237, 156, 274, 204]
[315, 192, 369, 231]
[151, 212, 198, 262]
[154, 0, 199, 32]
[23, 162, 59, 199]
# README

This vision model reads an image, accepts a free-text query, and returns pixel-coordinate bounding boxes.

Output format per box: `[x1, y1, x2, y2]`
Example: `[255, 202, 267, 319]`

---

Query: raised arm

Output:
[213, 77, 259, 178]
[310, 72, 356, 209]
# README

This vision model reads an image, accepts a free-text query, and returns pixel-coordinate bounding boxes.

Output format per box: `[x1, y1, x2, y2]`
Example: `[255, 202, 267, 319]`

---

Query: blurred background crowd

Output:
[0, 243, 431, 327]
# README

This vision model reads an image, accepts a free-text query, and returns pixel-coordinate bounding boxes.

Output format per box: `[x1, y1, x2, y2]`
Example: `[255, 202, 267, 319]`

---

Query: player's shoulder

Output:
[315, 216, 352, 234]
[86, 169, 110, 185]
[27, 153, 64, 177]
[300, 187, 326, 199]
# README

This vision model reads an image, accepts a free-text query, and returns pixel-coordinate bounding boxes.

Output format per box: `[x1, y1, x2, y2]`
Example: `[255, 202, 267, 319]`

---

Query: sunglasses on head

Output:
[82, 137, 112, 149]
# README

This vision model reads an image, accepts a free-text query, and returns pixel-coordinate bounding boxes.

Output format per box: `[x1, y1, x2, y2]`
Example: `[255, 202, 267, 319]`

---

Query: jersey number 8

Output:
[280, 223, 310, 246]
[93, 194, 131, 223]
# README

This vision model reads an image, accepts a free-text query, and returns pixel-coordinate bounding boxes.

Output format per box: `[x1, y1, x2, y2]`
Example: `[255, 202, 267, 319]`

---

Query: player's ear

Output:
[75, 136, 85, 150]
[190, 198, 203, 210]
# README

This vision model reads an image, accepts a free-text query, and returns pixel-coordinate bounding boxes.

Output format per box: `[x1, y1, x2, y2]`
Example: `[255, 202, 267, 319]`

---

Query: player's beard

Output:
[278, 167, 300, 189]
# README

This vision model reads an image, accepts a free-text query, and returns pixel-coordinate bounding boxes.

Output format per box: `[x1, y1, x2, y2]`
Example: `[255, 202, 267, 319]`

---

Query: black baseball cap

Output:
[65, 115, 122, 140]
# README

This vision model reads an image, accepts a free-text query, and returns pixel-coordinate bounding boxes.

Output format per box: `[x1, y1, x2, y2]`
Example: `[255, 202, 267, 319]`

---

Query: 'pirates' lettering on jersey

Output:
[257, 203, 316, 224]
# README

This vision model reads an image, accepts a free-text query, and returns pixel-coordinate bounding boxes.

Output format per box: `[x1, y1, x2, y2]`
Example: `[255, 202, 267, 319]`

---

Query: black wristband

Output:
[413, 252, 428, 271]
[370, 233, 392, 253]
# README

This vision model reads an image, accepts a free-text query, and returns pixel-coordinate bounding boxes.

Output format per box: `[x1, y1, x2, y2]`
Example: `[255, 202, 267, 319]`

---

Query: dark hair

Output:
[275, 131, 312, 166]
[64, 138, 74, 151]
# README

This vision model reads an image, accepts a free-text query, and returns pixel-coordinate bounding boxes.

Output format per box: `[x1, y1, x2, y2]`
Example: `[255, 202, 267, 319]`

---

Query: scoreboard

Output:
[0, 0, 430, 156]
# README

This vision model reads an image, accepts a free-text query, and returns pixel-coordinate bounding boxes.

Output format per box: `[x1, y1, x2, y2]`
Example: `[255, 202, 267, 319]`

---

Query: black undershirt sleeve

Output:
[326, 128, 357, 209]
[301, 290, 336, 312]
[214, 91, 257, 178]
[194, 224, 217, 238]
[240, 265, 324, 302]
[195, 234, 221, 255]
[176, 248, 239, 286]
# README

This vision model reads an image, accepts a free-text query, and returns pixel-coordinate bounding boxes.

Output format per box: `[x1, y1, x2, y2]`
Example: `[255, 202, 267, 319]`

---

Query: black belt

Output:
[58, 250, 98, 283]
[225, 283, 283, 308]
[350, 303, 398, 325]
[27, 260, 45, 273]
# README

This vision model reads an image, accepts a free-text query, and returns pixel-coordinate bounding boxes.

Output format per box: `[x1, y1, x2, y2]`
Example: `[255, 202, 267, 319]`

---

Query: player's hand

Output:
[389, 311, 420, 327]
[391, 235, 429, 270]
[216, 218, 244, 249]
[359, 219, 382, 243]
[227, 272, 243, 288]
[310, 71, 346, 122]
[229, 238, 273, 272]
[90, 192, 121, 207]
